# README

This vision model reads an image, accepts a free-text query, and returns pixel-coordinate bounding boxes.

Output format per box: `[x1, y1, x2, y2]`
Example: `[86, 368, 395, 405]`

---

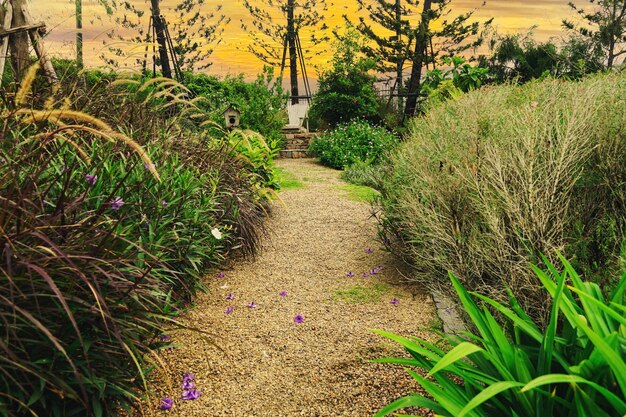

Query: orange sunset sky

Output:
[31, 0, 577, 78]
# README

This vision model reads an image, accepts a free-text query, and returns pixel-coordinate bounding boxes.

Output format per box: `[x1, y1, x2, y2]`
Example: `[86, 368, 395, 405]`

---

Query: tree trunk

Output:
[76, 0, 83, 67]
[150, 0, 172, 79]
[287, 0, 299, 104]
[8, 0, 28, 82]
[395, 0, 403, 113]
[403, 0, 432, 118]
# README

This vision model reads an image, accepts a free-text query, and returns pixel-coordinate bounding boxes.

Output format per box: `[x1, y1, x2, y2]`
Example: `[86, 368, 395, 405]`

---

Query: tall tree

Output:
[563, 0, 626, 68]
[348, 0, 491, 118]
[241, 0, 328, 103]
[103, 0, 228, 73]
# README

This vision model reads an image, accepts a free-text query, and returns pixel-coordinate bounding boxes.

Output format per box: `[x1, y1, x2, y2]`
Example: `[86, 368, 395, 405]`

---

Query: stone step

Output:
[284, 139, 312, 150]
[279, 149, 311, 159]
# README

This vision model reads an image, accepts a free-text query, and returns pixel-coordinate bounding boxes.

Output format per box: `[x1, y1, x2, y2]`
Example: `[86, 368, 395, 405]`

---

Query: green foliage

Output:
[183, 67, 288, 143]
[341, 159, 387, 190]
[375, 257, 626, 417]
[421, 56, 489, 107]
[309, 31, 380, 128]
[0, 69, 271, 416]
[309, 120, 397, 170]
[378, 73, 626, 322]
[228, 129, 280, 189]
[479, 32, 605, 83]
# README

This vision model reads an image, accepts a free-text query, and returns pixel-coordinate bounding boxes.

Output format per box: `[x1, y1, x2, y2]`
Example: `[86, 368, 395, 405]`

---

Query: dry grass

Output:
[379, 73, 626, 323]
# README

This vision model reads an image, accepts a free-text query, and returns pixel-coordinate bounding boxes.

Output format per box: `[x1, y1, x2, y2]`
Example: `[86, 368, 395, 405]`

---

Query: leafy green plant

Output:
[309, 30, 380, 128]
[228, 129, 280, 189]
[375, 256, 626, 417]
[309, 120, 397, 170]
[0, 66, 272, 416]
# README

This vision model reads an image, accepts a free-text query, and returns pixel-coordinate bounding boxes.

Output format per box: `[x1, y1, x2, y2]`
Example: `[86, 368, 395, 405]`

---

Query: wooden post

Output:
[76, 0, 83, 67]
[8, 0, 28, 82]
[150, 0, 172, 79]
[0, 1, 13, 87]
[287, 0, 299, 105]
[21, 4, 58, 85]
[403, 0, 432, 118]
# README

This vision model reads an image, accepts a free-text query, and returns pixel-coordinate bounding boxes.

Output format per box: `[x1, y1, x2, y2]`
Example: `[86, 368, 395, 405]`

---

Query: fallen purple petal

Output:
[85, 174, 97, 185]
[182, 379, 195, 390]
[182, 389, 201, 400]
[225, 293, 235, 300]
[247, 301, 258, 308]
[160, 397, 173, 410]
[279, 290, 288, 297]
[346, 271, 355, 277]
[217, 272, 225, 278]
[362, 272, 369, 277]
[182, 373, 194, 382]
[159, 334, 171, 342]
[161, 199, 168, 207]
[224, 306, 234, 314]
[390, 298, 400, 305]
[370, 269, 378, 275]
[110, 197, 124, 210]
[293, 314, 304, 323]
[365, 248, 373, 253]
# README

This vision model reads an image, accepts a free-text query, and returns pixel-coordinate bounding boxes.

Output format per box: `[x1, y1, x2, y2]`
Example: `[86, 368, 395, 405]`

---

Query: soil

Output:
[136, 159, 436, 417]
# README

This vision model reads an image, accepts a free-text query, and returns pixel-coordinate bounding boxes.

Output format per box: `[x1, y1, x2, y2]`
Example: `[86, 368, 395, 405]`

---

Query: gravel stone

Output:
[135, 159, 436, 416]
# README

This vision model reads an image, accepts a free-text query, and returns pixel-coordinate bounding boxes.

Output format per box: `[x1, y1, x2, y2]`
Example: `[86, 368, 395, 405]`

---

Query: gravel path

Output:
[139, 159, 436, 416]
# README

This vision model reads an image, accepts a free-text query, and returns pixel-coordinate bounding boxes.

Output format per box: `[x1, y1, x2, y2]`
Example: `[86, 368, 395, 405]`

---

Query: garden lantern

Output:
[222, 104, 240, 130]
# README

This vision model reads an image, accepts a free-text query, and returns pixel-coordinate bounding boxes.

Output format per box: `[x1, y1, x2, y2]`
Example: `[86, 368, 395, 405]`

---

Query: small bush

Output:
[308, 30, 380, 128]
[375, 256, 626, 417]
[341, 159, 388, 190]
[379, 73, 626, 322]
[309, 120, 397, 170]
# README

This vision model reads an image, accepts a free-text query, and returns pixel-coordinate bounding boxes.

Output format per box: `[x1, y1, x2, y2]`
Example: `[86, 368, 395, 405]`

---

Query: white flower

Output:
[211, 227, 223, 240]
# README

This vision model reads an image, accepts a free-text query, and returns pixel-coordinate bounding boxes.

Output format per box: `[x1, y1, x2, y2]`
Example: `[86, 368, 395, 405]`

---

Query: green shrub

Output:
[183, 67, 287, 143]
[309, 120, 397, 170]
[308, 30, 380, 128]
[341, 159, 388, 190]
[379, 73, 626, 322]
[375, 256, 626, 417]
[0, 68, 271, 416]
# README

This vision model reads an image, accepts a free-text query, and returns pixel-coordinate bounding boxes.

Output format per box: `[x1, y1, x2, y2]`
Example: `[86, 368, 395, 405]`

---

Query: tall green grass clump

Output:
[0, 66, 272, 416]
[375, 256, 626, 417]
[379, 73, 626, 322]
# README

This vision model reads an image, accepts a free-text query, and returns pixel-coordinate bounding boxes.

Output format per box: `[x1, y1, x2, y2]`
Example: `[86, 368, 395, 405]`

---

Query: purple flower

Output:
[365, 248, 374, 254]
[293, 314, 304, 323]
[346, 271, 355, 277]
[182, 389, 201, 400]
[390, 298, 400, 305]
[161, 199, 167, 207]
[159, 334, 171, 342]
[362, 272, 369, 278]
[85, 174, 97, 185]
[182, 379, 195, 390]
[279, 290, 288, 297]
[247, 301, 258, 308]
[370, 269, 378, 275]
[225, 293, 235, 300]
[144, 163, 156, 170]
[182, 373, 194, 382]
[224, 306, 234, 314]
[110, 197, 124, 210]
[217, 272, 225, 278]
[160, 397, 173, 410]
[377, 265, 383, 271]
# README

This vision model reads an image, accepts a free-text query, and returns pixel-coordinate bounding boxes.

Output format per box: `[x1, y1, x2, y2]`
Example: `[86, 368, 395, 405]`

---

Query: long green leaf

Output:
[457, 381, 524, 417]
[373, 394, 445, 417]
[429, 342, 484, 376]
